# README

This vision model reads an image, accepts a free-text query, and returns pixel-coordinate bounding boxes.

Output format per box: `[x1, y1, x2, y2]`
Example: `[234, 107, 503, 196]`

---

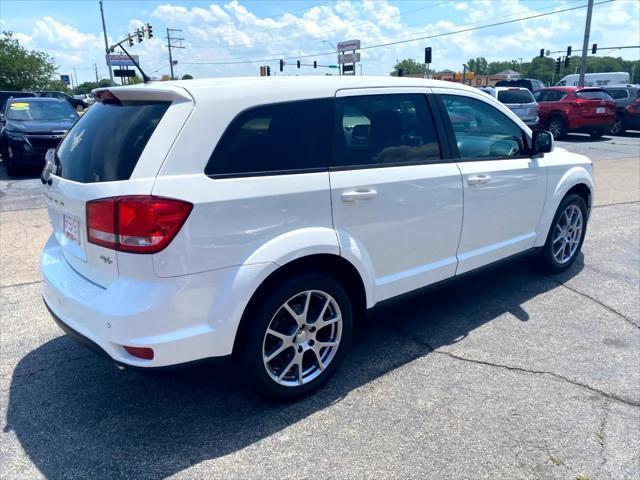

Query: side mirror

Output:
[532, 130, 553, 154]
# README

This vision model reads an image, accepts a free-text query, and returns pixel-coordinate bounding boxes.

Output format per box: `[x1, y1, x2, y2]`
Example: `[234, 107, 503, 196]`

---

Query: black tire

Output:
[589, 130, 604, 139]
[609, 115, 626, 135]
[538, 193, 588, 273]
[2, 146, 18, 176]
[546, 116, 567, 140]
[239, 272, 353, 400]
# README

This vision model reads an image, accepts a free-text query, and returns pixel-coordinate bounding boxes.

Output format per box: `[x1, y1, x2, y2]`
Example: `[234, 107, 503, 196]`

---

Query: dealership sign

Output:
[107, 54, 140, 67]
[337, 39, 361, 52]
[338, 52, 361, 64]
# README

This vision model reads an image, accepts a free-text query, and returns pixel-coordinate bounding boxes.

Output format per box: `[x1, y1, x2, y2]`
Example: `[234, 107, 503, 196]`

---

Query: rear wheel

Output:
[537, 194, 588, 273]
[547, 116, 567, 139]
[590, 130, 604, 138]
[609, 115, 625, 135]
[2, 145, 18, 176]
[240, 272, 353, 400]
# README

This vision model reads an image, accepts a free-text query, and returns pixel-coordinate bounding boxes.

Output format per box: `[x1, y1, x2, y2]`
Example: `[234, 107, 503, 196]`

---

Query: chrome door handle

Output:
[341, 189, 378, 202]
[467, 175, 491, 186]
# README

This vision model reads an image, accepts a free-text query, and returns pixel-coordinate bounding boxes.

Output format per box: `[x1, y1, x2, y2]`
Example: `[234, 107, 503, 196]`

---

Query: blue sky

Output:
[1, 0, 638, 84]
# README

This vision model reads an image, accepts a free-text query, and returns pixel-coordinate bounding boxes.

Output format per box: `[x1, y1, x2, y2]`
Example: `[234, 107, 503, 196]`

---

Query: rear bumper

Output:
[568, 116, 615, 132]
[40, 234, 262, 368]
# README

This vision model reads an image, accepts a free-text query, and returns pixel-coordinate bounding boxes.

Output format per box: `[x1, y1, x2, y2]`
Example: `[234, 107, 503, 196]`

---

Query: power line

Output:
[181, 0, 614, 66]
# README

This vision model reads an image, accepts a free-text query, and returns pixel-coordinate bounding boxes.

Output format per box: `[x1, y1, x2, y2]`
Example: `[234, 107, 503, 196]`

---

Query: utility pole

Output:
[94, 63, 99, 82]
[166, 28, 184, 80]
[73, 67, 78, 88]
[99, 0, 114, 83]
[578, 0, 594, 87]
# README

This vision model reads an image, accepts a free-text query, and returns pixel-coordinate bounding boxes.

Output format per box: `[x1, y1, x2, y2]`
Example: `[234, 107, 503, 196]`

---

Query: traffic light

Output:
[259, 66, 265, 77]
[564, 55, 570, 68]
[266, 66, 271, 76]
[136, 28, 143, 43]
[146, 23, 153, 39]
[539, 48, 545, 58]
[566, 46, 572, 57]
[313, 61, 317, 69]
[555, 57, 561, 74]
[592, 43, 597, 54]
[424, 47, 432, 64]
[297, 60, 301, 68]
[279, 59, 284, 71]
[127, 34, 133, 47]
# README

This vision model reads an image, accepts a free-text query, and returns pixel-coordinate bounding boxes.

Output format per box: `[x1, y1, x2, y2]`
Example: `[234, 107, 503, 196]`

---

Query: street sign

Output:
[337, 39, 361, 52]
[60, 74, 71, 86]
[338, 52, 361, 64]
[108, 53, 140, 67]
[114, 69, 136, 77]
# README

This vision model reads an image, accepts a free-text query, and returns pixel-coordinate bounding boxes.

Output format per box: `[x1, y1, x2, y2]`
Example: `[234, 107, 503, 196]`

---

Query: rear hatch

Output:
[43, 85, 193, 287]
[497, 88, 537, 122]
[574, 89, 616, 118]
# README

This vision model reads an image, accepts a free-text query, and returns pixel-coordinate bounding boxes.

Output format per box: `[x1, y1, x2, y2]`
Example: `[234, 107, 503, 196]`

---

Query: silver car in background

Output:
[478, 86, 538, 127]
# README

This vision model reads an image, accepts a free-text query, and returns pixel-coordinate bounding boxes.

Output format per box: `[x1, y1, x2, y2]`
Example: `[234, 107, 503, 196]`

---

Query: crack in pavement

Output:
[553, 280, 640, 330]
[596, 398, 610, 479]
[388, 322, 640, 408]
[593, 200, 640, 209]
[0, 279, 42, 290]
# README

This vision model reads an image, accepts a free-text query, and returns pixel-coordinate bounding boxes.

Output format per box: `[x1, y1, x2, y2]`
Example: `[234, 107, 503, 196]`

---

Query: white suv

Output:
[40, 77, 593, 399]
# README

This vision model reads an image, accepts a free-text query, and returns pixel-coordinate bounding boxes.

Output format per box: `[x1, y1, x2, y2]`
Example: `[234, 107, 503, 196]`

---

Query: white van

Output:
[40, 76, 594, 399]
[556, 72, 629, 87]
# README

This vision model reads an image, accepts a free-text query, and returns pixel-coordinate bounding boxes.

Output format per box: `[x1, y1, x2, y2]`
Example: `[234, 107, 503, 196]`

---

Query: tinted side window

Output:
[206, 99, 333, 177]
[331, 94, 441, 168]
[440, 95, 525, 159]
[605, 89, 628, 100]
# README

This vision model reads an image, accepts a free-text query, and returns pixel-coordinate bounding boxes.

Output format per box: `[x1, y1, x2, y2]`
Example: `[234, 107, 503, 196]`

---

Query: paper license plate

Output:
[596, 107, 606, 114]
[63, 214, 80, 244]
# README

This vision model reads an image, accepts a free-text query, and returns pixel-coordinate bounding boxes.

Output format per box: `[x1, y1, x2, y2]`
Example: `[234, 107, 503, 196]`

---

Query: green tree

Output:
[45, 80, 71, 92]
[0, 31, 56, 90]
[390, 58, 432, 76]
[467, 57, 488, 75]
[181, 74, 194, 80]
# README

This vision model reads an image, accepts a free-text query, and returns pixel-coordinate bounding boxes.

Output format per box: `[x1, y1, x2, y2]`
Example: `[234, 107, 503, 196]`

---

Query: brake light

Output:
[626, 100, 640, 114]
[87, 196, 192, 254]
[93, 89, 121, 105]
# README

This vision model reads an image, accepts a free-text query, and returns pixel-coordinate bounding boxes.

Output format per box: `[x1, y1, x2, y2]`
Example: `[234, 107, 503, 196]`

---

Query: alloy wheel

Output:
[262, 290, 342, 387]
[548, 119, 562, 139]
[610, 118, 623, 135]
[551, 204, 583, 264]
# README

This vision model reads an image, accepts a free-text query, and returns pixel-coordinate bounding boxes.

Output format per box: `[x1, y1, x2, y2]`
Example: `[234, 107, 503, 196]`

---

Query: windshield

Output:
[6, 100, 77, 121]
[498, 90, 535, 104]
[56, 100, 170, 183]
[576, 90, 613, 100]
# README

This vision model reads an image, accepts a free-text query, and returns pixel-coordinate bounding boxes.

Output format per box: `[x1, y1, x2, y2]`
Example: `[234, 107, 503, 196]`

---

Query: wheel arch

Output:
[232, 253, 368, 356]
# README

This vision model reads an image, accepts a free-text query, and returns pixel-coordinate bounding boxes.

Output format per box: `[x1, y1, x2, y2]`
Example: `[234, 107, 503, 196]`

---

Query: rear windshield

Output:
[56, 100, 170, 183]
[575, 90, 612, 100]
[497, 89, 535, 104]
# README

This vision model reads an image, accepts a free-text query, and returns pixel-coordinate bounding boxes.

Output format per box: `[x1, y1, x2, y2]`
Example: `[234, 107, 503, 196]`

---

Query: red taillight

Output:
[93, 89, 121, 105]
[626, 101, 640, 114]
[124, 346, 154, 360]
[87, 196, 192, 254]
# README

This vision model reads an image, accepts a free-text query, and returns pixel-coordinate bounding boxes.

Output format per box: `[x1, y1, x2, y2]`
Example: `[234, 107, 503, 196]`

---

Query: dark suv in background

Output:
[36, 91, 88, 111]
[602, 85, 639, 135]
[495, 78, 546, 92]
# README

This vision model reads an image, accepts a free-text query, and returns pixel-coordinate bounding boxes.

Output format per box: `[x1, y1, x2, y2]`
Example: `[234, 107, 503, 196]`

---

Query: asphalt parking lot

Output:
[1, 133, 638, 480]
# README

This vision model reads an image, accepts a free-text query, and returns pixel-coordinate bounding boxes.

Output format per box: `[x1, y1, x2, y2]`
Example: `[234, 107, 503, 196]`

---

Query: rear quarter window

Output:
[605, 89, 629, 100]
[575, 90, 612, 100]
[56, 100, 170, 183]
[205, 98, 334, 177]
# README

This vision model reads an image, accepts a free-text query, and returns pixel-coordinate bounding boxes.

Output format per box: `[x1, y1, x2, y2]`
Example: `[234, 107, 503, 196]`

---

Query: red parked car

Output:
[533, 87, 616, 139]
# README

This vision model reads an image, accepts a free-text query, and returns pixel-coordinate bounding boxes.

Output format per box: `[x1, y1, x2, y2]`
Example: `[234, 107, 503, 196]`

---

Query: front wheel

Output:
[538, 194, 588, 273]
[240, 273, 353, 400]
